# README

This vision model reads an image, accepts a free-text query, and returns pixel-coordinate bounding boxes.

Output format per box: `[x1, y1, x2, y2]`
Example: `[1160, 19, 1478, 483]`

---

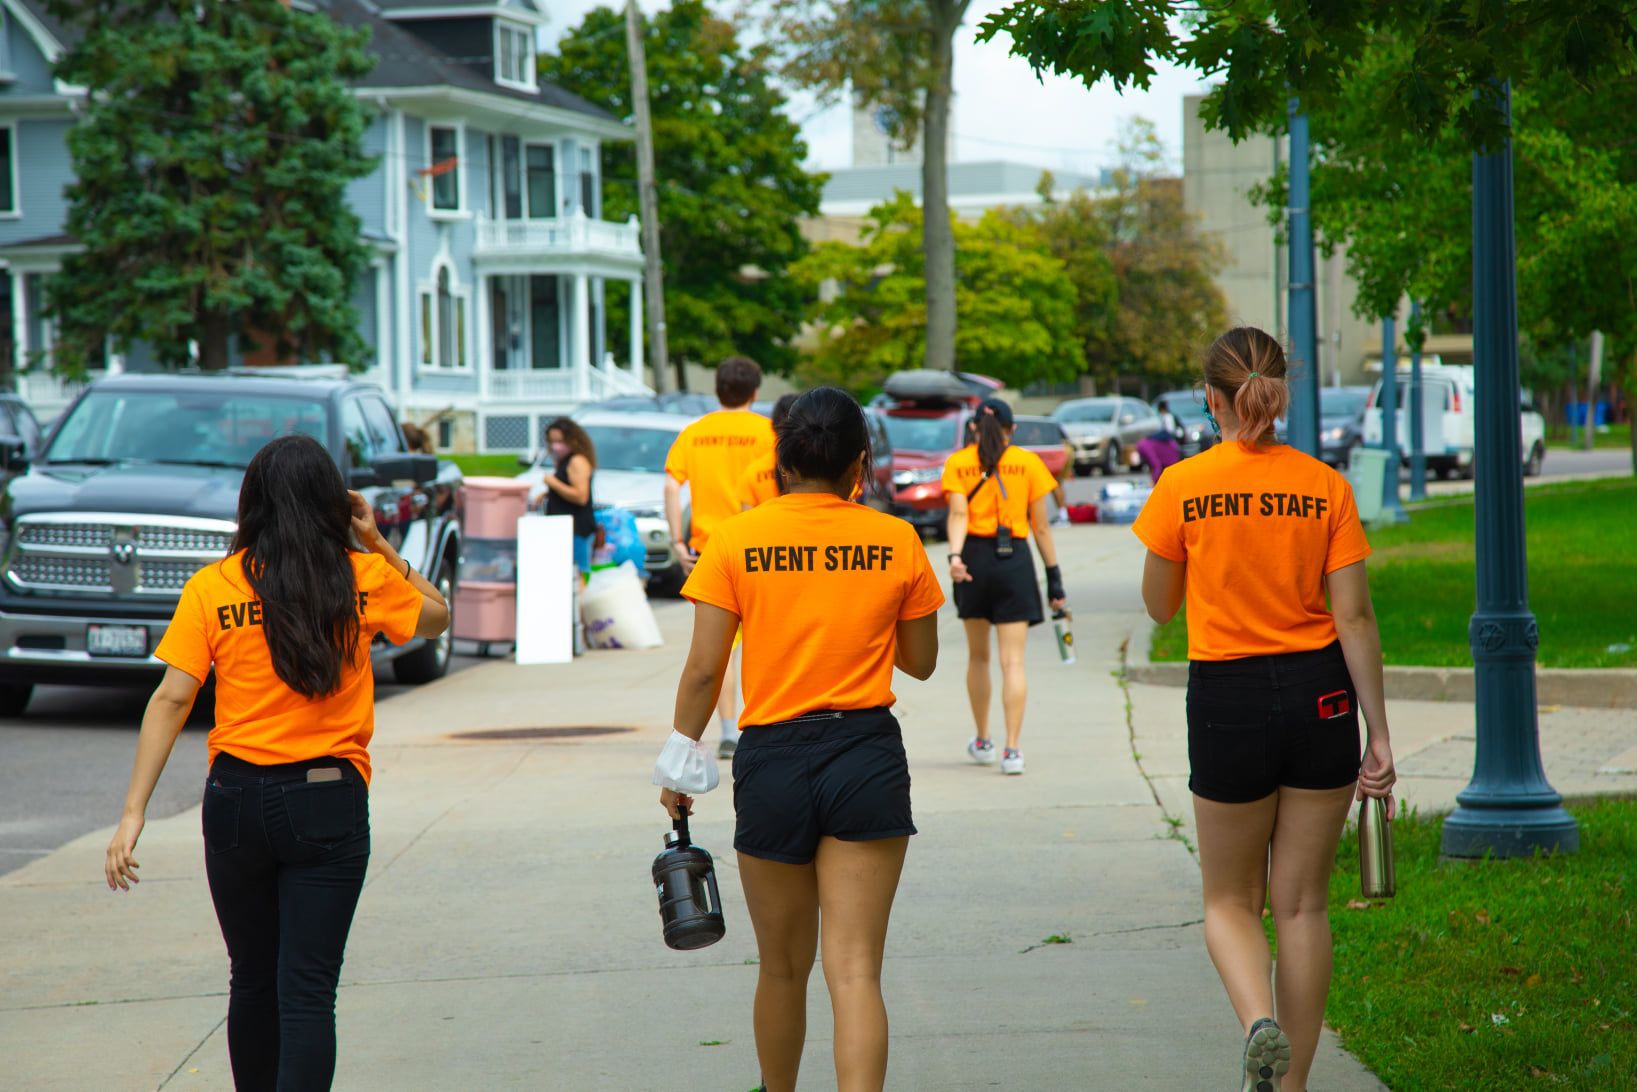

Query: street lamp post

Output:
[1408, 301, 1427, 501]
[1440, 82, 1579, 859]
[1379, 317, 1406, 520]
[1286, 99, 1320, 457]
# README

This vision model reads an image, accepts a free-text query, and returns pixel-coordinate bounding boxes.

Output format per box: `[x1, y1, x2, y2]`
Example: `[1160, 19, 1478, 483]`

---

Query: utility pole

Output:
[1379, 316, 1406, 520]
[1285, 100, 1320, 457]
[625, 0, 670, 394]
[1440, 81, 1578, 860]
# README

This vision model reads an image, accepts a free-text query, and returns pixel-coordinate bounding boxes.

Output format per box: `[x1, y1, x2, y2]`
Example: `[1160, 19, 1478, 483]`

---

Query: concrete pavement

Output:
[2, 524, 1394, 1091]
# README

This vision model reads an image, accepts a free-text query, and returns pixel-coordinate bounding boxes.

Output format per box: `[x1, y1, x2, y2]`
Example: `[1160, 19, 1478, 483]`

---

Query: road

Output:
[0, 647, 493, 879]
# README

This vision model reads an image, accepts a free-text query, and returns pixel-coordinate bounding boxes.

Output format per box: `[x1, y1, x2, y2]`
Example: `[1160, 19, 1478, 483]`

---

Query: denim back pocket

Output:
[202, 780, 243, 855]
[281, 779, 360, 850]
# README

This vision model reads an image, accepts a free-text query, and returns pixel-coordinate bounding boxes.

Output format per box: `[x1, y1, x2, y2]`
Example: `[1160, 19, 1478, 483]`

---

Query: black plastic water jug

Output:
[652, 807, 725, 950]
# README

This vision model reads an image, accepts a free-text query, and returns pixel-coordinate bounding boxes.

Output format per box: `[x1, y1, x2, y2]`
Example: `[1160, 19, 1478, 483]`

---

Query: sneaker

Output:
[966, 737, 997, 764]
[1001, 748, 1025, 775]
[718, 738, 738, 759]
[1241, 1017, 1291, 1092]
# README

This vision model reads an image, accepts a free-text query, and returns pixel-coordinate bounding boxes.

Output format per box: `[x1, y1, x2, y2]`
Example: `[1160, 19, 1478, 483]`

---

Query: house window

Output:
[501, 135, 522, 219]
[578, 147, 596, 216]
[421, 266, 469, 369]
[0, 126, 16, 215]
[526, 144, 556, 219]
[495, 23, 536, 91]
[428, 125, 461, 212]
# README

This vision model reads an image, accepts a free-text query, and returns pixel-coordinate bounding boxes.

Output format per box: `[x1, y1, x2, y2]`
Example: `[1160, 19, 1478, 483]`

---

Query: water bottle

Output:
[1358, 795, 1395, 899]
[1052, 608, 1076, 665]
[652, 807, 725, 950]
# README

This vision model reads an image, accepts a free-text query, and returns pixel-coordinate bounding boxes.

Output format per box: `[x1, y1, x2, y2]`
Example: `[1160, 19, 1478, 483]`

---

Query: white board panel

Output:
[514, 514, 574, 665]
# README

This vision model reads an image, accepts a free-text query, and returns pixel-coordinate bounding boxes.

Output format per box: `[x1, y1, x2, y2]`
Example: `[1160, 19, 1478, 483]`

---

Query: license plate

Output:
[87, 625, 148, 658]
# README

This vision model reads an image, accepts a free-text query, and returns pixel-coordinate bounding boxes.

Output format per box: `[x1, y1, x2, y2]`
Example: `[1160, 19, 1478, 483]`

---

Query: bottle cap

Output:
[664, 831, 680, 848]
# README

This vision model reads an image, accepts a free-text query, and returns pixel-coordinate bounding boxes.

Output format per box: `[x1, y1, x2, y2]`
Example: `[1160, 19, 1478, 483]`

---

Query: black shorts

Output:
[732, 707, 916, 865]
[953, 535, 1044, 626]
[1186, 641, 1362, 803]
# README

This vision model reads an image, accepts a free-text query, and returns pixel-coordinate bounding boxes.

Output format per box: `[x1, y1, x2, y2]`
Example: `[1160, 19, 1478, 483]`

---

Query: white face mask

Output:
[549, 442, 571, 461]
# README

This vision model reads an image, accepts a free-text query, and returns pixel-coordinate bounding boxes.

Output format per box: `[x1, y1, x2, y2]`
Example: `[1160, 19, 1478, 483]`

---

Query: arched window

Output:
[437, 267, 454, 369]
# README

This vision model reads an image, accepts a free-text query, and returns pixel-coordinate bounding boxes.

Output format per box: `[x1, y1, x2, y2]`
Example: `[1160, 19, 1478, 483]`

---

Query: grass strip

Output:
[447, 453, 530, 479]
[1321, 800, 1636, 1090]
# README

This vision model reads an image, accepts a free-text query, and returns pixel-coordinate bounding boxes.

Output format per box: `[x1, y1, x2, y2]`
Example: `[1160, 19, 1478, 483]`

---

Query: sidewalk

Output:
[2, 525, 1392, 1091]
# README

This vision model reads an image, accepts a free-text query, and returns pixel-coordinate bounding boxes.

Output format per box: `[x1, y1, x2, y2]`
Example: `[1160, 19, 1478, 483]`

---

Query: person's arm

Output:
[543, 455, 592, 506]
[1141, 551, 1185, 624]
[661, 602, 738, 818]
[1326, 561, 1396, 814]
[105, 666, 202, 891]
[349, 491, 449, 638]
[664, 477, 695, 574]
[1029, 496, 1066, 610]
[894, 614, 939, 680]
[946, 491, 972, 584]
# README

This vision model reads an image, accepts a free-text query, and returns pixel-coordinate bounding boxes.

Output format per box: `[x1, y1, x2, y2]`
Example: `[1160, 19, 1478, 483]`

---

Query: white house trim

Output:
[357, 86, 631, 142]
[417, 256, 472, 374]
[380, 5, 549, 27]
[492, 19, 538, 93]
[422, 119, 468, 217]
[2, 0, 61, 63]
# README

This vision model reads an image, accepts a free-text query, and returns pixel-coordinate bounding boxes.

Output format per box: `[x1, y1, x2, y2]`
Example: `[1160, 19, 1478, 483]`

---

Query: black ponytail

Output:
[976, 413, 1008, 476]
[776, 387, 876, 499]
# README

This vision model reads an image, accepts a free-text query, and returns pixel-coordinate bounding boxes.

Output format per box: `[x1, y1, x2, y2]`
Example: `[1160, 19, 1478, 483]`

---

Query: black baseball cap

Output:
[976, 397, 1014, 427]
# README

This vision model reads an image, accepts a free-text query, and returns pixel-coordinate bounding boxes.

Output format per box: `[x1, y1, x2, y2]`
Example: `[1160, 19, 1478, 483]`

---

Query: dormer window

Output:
[495, 22, 536, 92]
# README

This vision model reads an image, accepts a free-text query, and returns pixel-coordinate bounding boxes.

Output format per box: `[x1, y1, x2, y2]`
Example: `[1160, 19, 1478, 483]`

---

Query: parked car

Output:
[0, 392, 45, 476]
[1151, 391, 1218, 457]
[861, 407, 896, 510]
[1053, 396, 1161, 475]
[517, 410, 690, 596]
[884, 406, 1069, 537]
[576, 391, 719, 419]
[0, 373, 463, 714]
[1317, 386, 1371, 469]
[1011, 416, 1071, 479]
[1361, 364, 1547, 478]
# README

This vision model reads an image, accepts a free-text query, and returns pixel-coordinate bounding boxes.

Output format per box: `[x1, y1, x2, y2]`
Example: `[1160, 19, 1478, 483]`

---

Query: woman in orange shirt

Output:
[104, 434, 449, 1091]
[1132, 328, 1395, 1092]
[655, 387, 943, 1092]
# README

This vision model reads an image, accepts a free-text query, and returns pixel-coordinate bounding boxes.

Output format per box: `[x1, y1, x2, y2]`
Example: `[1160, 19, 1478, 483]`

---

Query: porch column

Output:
[573, 272, 591, 399]
[10, 270, 27, 376]
[475, 272, 491, 403]
[628, 276, 643, 378]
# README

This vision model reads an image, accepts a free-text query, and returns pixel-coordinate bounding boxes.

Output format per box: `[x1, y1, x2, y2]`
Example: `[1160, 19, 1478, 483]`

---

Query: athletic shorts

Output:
[952, 535, 1044, 627]
[732, 707, 916, 864]
[1186, 641, 1362, 803]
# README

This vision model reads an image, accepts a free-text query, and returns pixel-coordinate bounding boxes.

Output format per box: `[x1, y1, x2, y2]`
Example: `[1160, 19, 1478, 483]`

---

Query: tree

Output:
[541, 2, 824, 378]
[45, 0, 376, 374]
[792, 192, 1083, 392]
[756, 0, 973, 373]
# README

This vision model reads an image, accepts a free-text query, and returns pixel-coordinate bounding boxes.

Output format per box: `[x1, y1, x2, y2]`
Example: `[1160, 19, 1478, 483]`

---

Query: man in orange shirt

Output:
[665, 356, 776, 756]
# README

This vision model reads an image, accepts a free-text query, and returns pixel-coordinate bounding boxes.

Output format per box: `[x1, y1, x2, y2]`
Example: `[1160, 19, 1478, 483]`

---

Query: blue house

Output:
[0, 0, 652, 452]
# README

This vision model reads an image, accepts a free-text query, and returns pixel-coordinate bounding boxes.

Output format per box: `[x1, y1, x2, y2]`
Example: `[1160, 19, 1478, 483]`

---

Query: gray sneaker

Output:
[718, 738, 738, 759]
[1241, 1017, 1291, 1092]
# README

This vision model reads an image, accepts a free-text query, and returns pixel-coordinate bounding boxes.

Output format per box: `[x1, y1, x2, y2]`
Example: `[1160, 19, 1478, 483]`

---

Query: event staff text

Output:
[1181, 492, 1329, 522]
[744, 545, 895, 573]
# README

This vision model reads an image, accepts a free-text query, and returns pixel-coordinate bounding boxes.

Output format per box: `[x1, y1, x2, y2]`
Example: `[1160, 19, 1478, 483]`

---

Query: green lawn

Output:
[1317, 800, 1637, 1090]
[1547, 423, 1630, 451]
[1150, 477, 1637, 668]
[447, 453, 530, 479]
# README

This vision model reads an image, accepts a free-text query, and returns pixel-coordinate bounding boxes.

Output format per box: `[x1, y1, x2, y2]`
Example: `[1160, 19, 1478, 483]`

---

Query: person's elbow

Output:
[415, 598, 451, 640]
[899, 645, 938, 681]
[1143, 597, 1177, 626]
[1332, 597, 1377, 632]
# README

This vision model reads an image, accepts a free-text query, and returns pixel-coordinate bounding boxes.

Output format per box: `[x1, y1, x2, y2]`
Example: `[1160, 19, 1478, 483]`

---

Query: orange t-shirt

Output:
[681, 493, 945, 727]
[665, 409, 776, 550]
[940, 444, 1058, 537]
[737, 451, 781, 510]
[1131, 442, 1372, 661]
[154, 551, 425, 783]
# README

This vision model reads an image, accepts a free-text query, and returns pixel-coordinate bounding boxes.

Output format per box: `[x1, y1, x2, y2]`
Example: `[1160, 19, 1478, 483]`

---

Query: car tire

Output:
[1102, 441, 1121, 476]
[1525, 442, 1545, 478]
[392, 563, 456, 685]
[1072, 461, 1093, 478]
[0, 683, 31, 717]
[648, 567, 687, 599]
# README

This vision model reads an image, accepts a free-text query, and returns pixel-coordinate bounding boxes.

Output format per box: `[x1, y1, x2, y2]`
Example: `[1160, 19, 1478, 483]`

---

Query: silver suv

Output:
[1052, 396, 1162, 476]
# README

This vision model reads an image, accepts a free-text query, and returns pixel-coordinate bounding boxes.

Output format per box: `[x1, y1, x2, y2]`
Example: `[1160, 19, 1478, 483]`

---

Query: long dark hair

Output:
[776, 387, 876, 500]
[230, 434, 361, 699]
[545, 416, 597, 470]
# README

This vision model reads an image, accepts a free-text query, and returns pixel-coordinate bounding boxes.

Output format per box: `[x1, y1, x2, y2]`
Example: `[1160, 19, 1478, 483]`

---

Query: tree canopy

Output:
[792, 192, 1083, 392]
[541, 2, 823, 376]
[45, 0, 376, 374]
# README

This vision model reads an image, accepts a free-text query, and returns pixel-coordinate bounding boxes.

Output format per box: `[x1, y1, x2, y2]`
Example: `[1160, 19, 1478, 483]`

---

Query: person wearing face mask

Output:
[538, 417, 598, 575]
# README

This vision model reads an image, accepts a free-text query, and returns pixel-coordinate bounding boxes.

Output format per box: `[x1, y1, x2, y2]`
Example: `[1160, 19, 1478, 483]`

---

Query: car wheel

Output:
[1102, 441, 1121, 476]
[1072, 461, 1092, 478]
[392, 563, 455, 685]
[0, 683, 31, 717]
[648, 567, 687, 599]
[1525, 442, 1545, 478]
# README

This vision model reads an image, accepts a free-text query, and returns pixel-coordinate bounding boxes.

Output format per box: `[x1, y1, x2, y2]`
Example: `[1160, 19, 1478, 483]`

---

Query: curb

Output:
[1125, 660, 1637, 709]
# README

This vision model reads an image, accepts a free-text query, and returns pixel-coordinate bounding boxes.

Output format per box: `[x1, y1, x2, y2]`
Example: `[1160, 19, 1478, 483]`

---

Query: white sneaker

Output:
[966, 737, 997, 765]
[1001, 748, 1025, 775]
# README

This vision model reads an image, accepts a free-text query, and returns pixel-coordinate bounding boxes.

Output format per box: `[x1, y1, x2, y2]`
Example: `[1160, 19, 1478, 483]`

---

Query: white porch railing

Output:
[474, 213, 642, 262]
[486, 359, 651, 402]
[17, 370, 100, 417]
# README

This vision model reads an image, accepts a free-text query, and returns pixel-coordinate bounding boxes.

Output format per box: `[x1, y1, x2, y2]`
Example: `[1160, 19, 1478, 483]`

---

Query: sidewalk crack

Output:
[156, 1014, 225, 1090]
[1118, 636, 1196, 859]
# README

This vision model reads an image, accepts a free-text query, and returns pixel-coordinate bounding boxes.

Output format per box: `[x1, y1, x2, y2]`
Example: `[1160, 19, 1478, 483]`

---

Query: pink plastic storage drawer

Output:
[453, 580, 517, 643]
[460, 477, 533, 540]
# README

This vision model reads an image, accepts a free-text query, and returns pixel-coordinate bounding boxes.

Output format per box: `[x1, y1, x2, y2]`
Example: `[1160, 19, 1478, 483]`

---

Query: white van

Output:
[1361, 364, 1546, 479]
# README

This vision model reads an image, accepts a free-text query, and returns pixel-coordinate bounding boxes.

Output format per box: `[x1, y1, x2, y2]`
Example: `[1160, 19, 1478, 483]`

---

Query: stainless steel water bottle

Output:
[1052, 609, 1076, 665]
[1359, 795, 1395, 899]
[652, 807, 726, 950]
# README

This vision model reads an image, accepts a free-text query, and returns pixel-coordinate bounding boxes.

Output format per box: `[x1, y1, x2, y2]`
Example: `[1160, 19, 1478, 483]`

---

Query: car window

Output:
[361, 398, 405, 455]
[580, 424, 681, 473]
[1321, 389, 1369, 417]
[882, 414, 961, 451]
[1012, 420, 1063, 447]
[340, 399, 375, 469]
[0, 403, 17, 440]
[1055, 402, 1116, 423]
[45, 390, 329, 467]
[12, 402, 41, 450]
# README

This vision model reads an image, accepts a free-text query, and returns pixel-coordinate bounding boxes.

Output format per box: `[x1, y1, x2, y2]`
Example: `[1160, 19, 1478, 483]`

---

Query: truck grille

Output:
[6, 514, 236, 597]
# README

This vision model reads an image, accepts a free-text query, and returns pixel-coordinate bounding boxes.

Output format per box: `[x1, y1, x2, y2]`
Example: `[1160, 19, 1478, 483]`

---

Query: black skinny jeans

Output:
[202, 752, 370, 1091]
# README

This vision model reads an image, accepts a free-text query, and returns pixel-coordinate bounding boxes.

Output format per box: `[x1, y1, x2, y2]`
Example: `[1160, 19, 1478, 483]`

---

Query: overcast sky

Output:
[544, 2, 1212, 177]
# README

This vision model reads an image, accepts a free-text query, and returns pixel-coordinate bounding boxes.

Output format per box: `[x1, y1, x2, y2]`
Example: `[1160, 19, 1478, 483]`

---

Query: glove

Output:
[1045, 565, 1066, 604]
[651, 730, 721, 795]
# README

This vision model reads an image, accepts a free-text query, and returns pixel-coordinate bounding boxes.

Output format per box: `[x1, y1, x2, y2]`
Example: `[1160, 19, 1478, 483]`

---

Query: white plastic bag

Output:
[579, 561, 664, 650]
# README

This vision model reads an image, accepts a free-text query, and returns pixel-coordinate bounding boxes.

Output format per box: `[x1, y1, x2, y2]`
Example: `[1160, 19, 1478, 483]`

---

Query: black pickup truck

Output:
[0, 372, 462, 714]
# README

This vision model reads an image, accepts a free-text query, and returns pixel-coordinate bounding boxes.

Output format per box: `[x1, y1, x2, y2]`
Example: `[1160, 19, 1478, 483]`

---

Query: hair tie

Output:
[1248, 372, 1260, 378]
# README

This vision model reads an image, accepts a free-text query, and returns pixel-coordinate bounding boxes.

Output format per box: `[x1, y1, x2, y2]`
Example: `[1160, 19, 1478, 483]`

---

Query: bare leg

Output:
[1269, 784, 1357, 1091]
[1193, 792, 1279, 1031]
[962, 619, 993, 741]
[816, 836, 909, 1092]
[994, 621, 1030, 751]
[737, 852, 819, 1092]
